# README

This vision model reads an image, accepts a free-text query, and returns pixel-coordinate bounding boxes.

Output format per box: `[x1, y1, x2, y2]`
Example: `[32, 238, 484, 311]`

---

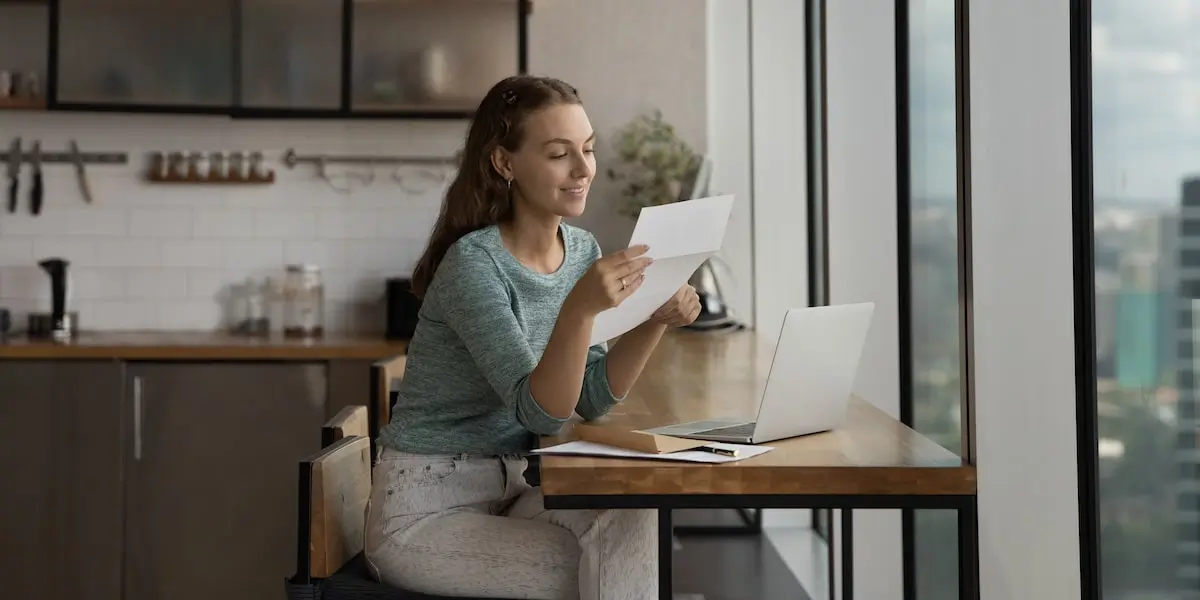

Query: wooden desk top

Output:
[539, 330, 976, 497]
[0, 331, 408, 361]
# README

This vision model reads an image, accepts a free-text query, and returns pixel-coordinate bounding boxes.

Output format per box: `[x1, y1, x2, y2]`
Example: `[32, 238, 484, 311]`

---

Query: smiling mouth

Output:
[562, 187, 587, 194]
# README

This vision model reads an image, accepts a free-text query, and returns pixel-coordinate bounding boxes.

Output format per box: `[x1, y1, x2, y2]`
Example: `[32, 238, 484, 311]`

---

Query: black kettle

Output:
[38, 257, 72, 340]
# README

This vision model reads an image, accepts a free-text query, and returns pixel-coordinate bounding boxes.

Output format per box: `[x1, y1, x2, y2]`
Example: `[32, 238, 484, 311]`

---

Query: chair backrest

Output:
[369, 354, 407, 458]
[322, 405, 369, 447]
[294, 435, 371, 582]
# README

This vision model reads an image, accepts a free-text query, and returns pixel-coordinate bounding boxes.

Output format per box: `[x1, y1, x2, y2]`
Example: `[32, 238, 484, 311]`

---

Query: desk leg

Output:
[841, 509, 854, 600]
[659, 508, 673, 600]
[957, 497, 980, 599]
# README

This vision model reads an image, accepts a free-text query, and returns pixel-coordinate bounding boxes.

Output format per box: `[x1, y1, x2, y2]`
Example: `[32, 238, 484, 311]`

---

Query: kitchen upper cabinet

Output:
[54, 0, 235, 109]
[0, 360, 124, 600]
[122, 362, 328, 600]
[351, 0, 522, 115]
[0, 1, 49, 110]
[239, 0, 344, 112]
[43, 0, 527, 117]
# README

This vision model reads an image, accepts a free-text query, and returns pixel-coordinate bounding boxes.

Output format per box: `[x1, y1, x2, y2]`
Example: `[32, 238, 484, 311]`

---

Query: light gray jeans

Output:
[363, 448, 658, 600]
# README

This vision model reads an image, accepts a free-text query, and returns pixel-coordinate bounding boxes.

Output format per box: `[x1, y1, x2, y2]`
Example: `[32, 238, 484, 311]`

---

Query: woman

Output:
[363, 74, 701, 600]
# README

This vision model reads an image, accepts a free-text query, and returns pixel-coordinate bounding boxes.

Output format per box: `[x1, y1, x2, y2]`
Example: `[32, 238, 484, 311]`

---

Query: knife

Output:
[6, 137, 20, 214]
[69, 140, 92, 203]
[29, 140, 43, 215]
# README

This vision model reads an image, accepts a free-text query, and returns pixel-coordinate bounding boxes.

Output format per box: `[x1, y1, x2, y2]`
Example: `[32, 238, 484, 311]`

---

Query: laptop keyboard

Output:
[697, 422, 757, 437]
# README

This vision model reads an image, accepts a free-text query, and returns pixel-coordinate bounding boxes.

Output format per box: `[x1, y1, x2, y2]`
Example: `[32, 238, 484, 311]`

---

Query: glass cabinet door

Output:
[239, 0, 343, 111]
[55, 0, 234, 108]
[351, 0, 520, 114]
[0, 1, 50, 109]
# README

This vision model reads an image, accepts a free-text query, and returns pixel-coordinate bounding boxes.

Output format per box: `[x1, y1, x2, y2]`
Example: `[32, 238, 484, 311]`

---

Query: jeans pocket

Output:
[379, 457, 461, 519]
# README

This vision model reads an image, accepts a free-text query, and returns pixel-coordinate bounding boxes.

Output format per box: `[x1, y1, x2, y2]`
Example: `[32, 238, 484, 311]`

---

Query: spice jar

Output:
[282, 264, 324, 338]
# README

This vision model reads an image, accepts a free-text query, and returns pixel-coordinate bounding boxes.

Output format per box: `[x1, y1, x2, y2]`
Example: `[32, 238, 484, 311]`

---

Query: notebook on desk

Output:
[532, 439, 772, 464]
[642, 303, 875, 444]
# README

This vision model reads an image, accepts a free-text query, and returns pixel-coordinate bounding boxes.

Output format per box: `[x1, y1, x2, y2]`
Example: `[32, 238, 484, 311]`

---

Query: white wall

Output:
[825, 0, 903, 598]
[750, 0, 810, 340]
[0, 0, 709, 333]
[705, 0, 755, 329]
[533, 0, 709, 255]
[969, 0, 1082, 597]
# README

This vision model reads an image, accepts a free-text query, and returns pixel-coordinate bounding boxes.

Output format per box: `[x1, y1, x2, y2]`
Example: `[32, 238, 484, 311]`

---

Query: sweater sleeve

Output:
[432, 241, 569, 436]
[575, 343, 627, 421]
[574, 235, 627, 421]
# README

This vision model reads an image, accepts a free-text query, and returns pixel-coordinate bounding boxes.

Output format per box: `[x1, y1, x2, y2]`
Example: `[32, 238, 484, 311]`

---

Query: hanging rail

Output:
[281, 148, 458, 168]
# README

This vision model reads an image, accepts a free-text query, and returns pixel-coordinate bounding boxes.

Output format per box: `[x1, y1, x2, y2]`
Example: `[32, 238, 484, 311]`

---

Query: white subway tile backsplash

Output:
[126, 268, 190, 299]
[71, 268, 127, 301]
[0, 113, 456, 333]
[283, 240, 347, 268]
[317, 208, 381, 239]
[187, 269, 235, 300]
[220, 240, 285, 270]
[0, 266, 44, 300]
[0, 239, 34, 266]
[192, 208, 256, 238]
[88, 300, 163, 330]
[168, 300, 226, 331]
[67, 208, 130, 237]
[93, 239, 163, 268]
[31, 238, 97, 265]
[128, 207, 194, 238]
[253, 208, 318, 239]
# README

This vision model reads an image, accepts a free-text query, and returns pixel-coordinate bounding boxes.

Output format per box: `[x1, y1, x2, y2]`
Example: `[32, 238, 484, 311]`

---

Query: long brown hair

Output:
[410, 75, 583, 298]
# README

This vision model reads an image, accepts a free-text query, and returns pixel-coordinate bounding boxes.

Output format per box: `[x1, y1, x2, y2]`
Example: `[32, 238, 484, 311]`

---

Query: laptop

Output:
[642, 302, 875, 444]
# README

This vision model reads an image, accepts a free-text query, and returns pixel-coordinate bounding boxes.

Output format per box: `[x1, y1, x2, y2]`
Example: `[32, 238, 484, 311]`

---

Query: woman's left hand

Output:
[650, 284, 702, 328]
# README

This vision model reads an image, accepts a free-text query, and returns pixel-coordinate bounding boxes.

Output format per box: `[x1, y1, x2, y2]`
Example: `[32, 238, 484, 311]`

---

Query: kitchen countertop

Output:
[0, 331, 408, 360]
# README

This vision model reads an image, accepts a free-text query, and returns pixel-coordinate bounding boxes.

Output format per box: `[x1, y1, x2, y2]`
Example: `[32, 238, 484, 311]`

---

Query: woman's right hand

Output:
[565, 245, 653, 317]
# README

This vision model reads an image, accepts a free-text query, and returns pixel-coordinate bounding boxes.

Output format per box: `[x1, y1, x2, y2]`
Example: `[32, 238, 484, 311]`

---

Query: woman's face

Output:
[497, 103, 596, 219]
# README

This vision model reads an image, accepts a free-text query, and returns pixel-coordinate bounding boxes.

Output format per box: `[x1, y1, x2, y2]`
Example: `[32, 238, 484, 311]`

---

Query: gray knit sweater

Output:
[377, 223, 623, 456]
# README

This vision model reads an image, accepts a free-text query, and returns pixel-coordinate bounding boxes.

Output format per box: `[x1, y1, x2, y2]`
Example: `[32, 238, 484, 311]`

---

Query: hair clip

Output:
[502, 90, 518, 105]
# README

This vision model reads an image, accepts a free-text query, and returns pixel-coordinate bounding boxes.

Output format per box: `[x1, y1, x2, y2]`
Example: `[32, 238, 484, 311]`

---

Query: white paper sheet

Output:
[589, 194, 736, 346]
[532, 440, 772, 463]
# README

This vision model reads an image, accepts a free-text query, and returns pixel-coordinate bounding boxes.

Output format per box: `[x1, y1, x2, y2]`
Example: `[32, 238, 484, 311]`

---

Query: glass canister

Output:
[282, 264, 325, 338]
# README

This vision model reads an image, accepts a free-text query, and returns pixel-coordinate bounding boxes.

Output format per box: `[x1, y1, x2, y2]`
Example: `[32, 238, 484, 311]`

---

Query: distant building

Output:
[1177, 177, 1200, 589]
[1115, 258, 1161, 389]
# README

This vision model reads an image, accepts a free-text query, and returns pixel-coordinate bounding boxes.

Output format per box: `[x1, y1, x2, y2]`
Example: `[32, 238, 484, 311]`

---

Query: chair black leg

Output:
[659, 508, 674, 600]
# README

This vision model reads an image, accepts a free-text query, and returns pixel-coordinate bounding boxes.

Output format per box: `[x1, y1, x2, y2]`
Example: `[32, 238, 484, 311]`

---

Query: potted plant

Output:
[605, 109, 701, 219]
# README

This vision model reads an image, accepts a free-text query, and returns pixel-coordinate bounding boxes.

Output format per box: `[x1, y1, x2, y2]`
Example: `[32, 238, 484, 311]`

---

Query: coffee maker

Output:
[28, 257, 76, 341]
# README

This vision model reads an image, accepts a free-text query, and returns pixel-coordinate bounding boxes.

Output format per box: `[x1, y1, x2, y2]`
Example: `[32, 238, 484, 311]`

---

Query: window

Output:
[807, 0, 834, 545]
[903, 0, 967, 598]
[1090, 0, 1195, 594]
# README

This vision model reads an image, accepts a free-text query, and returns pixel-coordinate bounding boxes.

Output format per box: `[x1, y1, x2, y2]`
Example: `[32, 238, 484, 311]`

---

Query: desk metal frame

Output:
[543, 492, 979, 600]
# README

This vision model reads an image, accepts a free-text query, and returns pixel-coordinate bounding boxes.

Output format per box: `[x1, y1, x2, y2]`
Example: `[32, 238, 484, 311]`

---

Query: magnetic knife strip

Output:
[2, 137, 128, 213]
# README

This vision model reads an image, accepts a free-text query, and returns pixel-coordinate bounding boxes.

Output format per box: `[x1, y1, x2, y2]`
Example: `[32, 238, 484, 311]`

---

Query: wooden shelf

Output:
[0, 97, 46, 111]
[146, 171, 276, 185]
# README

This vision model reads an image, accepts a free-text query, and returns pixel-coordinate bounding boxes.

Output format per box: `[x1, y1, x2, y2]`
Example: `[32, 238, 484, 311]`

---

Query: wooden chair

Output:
[368, 354, 407, 459]
[286, 396, 510, 600]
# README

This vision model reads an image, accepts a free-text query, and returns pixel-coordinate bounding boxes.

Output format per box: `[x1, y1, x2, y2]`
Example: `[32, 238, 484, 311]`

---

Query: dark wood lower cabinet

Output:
[0, 358, 352, 600]
[0, 360, 125, 600]
[121, 362, 328, 600]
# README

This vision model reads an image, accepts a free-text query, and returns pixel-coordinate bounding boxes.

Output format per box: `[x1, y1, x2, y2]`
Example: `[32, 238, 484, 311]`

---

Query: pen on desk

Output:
[698, 446, 738, 457]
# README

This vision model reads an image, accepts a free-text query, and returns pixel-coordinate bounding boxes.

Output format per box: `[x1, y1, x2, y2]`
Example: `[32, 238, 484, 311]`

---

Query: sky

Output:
[909, 0, 1200, 204]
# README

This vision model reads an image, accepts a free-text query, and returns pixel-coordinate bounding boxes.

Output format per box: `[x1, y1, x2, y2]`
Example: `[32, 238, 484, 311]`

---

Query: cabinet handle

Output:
[133, 376, 144, 461]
